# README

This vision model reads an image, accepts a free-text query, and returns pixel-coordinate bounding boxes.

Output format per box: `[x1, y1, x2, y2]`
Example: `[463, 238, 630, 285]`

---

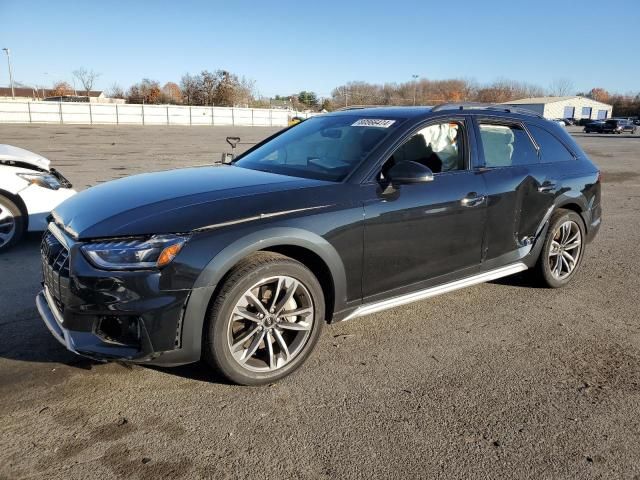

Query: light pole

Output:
[412, 74, 419, 106]
[2, 48, 15, 99]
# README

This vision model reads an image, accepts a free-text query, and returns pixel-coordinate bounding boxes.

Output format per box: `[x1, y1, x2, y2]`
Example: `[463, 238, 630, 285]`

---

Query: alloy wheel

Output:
[0, 201, 16, 248]
[548, 220, 582, 280]
[227, 275, 314, 372]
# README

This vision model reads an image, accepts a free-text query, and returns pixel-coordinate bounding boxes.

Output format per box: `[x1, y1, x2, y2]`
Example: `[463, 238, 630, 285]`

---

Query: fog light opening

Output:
[95, 315, 142, 347]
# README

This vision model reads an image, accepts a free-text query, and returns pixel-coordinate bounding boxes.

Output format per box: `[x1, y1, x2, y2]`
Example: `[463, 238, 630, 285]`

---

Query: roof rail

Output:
[335, 105, 384, 111]
[431, 102, 543, 118]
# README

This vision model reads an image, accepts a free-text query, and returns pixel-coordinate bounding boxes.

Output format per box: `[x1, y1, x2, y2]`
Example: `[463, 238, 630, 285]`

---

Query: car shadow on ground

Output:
[489, 271, 545, 289]
[145, 362, 235, 385]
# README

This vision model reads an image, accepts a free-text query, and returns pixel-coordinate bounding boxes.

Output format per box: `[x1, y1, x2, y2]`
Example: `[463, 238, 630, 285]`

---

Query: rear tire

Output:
[532, 210, 586, 288]
[0, 194, 25, 252]
[203, 252, 325, 385]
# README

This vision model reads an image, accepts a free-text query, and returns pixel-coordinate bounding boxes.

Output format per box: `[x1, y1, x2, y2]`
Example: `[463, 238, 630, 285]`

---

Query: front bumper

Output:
[36, 284, 214, 366]
[36, 286, 143, 362]
[35, 224, 212, 366]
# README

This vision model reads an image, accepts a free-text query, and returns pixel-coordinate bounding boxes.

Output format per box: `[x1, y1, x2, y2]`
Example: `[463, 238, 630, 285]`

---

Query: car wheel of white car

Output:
[0, 194, 24, 251]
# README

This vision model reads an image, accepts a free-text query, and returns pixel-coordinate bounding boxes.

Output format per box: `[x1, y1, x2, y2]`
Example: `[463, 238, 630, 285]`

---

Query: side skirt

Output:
[342, 262, 528, 322]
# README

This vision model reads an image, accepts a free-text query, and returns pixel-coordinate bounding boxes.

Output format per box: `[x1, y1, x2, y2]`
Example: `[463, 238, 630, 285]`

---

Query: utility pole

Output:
[344, 87, 348, 107]
[2, 48, 15, 99]
[412, 74, 419, 106]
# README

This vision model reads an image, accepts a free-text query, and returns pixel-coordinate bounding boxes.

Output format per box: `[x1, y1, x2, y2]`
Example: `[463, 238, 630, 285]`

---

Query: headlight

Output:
[16, 172, 62, 190]
[81, 234, 189, 270]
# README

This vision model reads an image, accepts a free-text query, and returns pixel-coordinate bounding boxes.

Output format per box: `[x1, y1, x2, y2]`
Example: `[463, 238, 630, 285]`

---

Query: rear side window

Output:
[527, 124, 575, 163]
[478, 123, 538, 167]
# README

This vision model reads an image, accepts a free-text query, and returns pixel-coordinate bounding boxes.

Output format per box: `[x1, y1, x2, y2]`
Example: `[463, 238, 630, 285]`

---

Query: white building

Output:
[503, 96, 613, 120]
[0, 87, 123, 104]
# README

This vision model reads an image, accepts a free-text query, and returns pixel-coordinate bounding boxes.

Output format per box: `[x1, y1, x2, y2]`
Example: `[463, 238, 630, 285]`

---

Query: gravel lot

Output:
[0, 124, 639, 479]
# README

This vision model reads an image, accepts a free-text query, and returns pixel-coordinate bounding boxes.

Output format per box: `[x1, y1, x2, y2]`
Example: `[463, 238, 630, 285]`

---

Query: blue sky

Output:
[1, 0, 639, 97]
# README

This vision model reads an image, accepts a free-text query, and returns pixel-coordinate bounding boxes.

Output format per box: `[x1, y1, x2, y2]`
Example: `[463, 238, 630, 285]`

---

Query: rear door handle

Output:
[538, 181, 557, 193]
[461, 192, 486, 207]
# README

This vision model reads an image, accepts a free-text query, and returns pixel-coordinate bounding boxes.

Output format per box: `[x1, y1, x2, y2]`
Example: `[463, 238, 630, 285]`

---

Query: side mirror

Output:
[226, 136, 240, 149]
[221, 136, 241, 165]
[387, 161, 434, 185]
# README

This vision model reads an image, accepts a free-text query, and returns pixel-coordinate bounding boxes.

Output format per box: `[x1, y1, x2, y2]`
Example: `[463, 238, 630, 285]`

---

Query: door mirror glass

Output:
[387, 161, 434, 185]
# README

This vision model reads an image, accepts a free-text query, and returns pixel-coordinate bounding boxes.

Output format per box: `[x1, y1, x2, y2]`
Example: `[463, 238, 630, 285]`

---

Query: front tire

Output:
[533, 210, 586, 288]
[0, 194, 25, 252]
[203, 252, 325, 385]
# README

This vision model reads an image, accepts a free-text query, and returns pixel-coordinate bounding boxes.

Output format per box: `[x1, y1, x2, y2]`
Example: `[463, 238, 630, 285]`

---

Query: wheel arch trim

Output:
[553, 195, 591, 233]
[169, 228, 348, 364]
[192, 227, 347, 307]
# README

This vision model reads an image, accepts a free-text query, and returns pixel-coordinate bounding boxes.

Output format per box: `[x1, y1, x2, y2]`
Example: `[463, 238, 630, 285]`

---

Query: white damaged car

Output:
[0, 145, 76, 251]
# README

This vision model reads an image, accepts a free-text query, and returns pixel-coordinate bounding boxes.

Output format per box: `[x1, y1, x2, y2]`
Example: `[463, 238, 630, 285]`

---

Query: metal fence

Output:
[0, 101, 311, 127]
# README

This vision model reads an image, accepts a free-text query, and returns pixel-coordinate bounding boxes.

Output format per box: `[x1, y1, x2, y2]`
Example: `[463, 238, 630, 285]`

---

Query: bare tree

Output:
[106, 83, 125, 99]
[213, 70, 234, 106]
[331, 81, 385, 106]
[199, 70, 218, 106]
[549, 78, 575, 97]
[233, 76, 256, 106]
[180, 73, 200, 105]
[72, 67, 100, 98]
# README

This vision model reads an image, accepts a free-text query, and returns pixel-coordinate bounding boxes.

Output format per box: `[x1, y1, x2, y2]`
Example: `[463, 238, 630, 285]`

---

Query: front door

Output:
[361, 118, 487, 300]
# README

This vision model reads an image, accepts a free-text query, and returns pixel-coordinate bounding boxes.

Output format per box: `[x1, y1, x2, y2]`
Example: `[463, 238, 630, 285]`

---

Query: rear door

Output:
[472, 118, 555, 265]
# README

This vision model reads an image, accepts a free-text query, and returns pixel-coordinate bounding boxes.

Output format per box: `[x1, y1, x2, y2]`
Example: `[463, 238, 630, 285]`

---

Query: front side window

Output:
[527, 124, 574, 163]
[234, 114, 404, 181]
[380, 120, 465, 178]
[478, 123, 538, 167]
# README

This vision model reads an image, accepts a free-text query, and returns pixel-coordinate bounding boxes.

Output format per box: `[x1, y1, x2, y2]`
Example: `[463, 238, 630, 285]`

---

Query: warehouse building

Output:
[502, 96, 613, 120]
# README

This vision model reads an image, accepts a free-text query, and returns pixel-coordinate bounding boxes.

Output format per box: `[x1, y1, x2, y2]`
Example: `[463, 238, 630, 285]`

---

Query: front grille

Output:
[41, 230, 70, 310]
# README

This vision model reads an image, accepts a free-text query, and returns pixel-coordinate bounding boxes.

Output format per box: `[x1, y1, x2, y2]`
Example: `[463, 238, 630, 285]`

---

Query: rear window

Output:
[527, 124, 575, 163]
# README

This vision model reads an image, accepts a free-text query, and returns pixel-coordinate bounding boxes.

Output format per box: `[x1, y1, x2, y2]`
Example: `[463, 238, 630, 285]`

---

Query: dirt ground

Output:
[0, 124, 639, 479]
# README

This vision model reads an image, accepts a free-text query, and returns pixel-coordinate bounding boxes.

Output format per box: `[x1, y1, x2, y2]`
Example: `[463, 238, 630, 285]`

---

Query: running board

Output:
[343, 262, 528, 321]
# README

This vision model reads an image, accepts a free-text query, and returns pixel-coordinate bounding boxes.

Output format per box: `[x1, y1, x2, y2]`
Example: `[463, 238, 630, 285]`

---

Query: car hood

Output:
[0, 144, 50, 170]
[52, 165, 334, 239]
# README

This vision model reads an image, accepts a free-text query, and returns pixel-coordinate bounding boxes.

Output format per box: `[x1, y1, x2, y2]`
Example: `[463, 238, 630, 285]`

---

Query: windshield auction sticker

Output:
[351, 119, 396, 128]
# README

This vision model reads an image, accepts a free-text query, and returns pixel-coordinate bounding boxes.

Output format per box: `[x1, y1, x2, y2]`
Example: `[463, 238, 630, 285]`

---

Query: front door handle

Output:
[461, 192, 486, 207]
[538, 181, 557, 193]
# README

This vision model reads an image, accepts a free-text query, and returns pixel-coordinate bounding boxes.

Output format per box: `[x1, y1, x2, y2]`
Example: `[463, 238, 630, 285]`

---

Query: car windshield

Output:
[234, 114, 405, 181]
